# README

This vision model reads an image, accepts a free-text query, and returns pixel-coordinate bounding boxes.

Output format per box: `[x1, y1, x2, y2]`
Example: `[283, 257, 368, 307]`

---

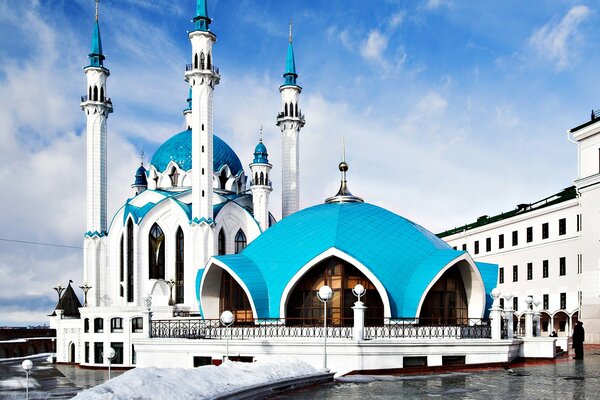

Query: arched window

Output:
[131, 317, 143, 333]
[419, 265, 468, 325]
[88, 86, 92, 101]
[289, 102, 294, 117]
[100, 87, 104, 102]
[175, 227, 184, 304]
[207, 53, 211, 69]
[286, 256, 384, 326]
[84, 318, 90, 333]
[265, 173, 269, 185]
[127, 219, 134, 302]
[119, 235, 124, 297]
[220, 269, 253, 322]
[93, 85, 98, 101]
[169, 167, 179, 187]
[94, 317, 104, 333]
[111, 317, 123, 333]
[219, 169, 228, 190]
[218, 229, 226, 255]
[200, 52, 205, 70]
[259, 172, 264, 185]
[234, 229, 246, 254]
[149, 223, 165, 280]
[194, 53, 198, 69]
[284, 103, 288, 116]
[295, 103, 299, 117]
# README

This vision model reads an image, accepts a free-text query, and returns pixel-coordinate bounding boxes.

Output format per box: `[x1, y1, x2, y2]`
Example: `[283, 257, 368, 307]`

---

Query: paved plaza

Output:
[0, 352, 598, 399]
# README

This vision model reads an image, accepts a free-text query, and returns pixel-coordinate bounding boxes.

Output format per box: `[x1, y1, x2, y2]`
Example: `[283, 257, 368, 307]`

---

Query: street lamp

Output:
[220, 310, 234, 362]
[21, 359, 33, 400]
[352, 284, 366, 303]
[53, 283, 65, 304]
[79, 283, 92, 307]
[317, 285, 333, 371]
[166, 278, 176, 306]
[103, 347, 116, 380]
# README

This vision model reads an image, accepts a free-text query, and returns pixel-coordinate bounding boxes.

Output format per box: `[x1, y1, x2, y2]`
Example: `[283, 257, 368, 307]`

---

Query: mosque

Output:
[50, 1, 548, 374]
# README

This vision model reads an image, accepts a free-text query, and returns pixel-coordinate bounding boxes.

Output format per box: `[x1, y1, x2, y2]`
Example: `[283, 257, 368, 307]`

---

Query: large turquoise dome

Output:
[150, 129, 243, 175]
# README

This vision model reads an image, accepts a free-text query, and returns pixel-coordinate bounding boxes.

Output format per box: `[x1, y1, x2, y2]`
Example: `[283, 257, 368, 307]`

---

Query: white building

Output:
[441, 111, 600, 344]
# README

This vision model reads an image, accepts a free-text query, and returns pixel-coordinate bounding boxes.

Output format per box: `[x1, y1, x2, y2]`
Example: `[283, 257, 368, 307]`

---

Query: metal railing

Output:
[80, 95, 112, 104]
[185, 63, 220, 74]
[364, 318, 491, 339]
[151, 318, 353, 340]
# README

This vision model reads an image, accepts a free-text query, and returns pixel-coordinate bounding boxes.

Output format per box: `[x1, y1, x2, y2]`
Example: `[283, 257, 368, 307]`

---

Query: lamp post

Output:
[79, 283, 92, 307]
[317, 285, 333, 371]
[166, 278, 176, 306]
[53, 283, 64, 303]
[21, 359, 33, 400]
[103, 347, 116, 380]
[352, 284, 367, 341]
[220, 310, 234, 362]
[352, 284, 365, 302]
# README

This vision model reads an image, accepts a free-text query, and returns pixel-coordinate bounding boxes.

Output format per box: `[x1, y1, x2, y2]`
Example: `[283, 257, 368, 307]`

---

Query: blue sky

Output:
[0, 0, 598, 325]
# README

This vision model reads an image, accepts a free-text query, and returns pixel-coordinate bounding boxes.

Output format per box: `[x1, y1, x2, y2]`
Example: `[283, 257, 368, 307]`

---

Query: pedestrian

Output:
[572, 321, 585, 360]
[550, 330, 558, 337]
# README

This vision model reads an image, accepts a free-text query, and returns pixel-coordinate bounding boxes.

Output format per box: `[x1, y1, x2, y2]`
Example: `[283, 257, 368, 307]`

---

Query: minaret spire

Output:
[325, 140, 364, 204]
[95, 0, 99, 22]
[250, 126, 273, 231]
[193, 0, 211, 31]
[289, 18, 293, 43]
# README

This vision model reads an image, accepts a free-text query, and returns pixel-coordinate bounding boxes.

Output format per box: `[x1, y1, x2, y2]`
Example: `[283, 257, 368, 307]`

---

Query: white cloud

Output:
[361, 30, 389, 62]
[388, 12, 406, 29]
[529, 5, 590, 69]
[423, 0, 451, 11]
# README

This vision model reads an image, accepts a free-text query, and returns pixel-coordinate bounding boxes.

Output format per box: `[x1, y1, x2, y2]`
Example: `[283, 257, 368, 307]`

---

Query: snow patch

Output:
[74, 357, 318, 400]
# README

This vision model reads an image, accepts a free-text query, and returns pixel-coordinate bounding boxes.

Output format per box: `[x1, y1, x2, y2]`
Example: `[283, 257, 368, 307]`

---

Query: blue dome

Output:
[253, 141, 269, 164]
[150, 129, 243, 175]
[133, 164, 148, 187]
[200, 202, 497, 319]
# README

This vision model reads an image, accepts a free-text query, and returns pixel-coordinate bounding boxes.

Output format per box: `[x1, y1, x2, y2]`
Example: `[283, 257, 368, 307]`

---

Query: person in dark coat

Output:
[572, 321, 585, 359]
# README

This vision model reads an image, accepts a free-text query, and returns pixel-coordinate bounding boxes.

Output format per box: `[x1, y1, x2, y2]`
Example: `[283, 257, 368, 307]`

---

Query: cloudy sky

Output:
[1, 0, 598, 326]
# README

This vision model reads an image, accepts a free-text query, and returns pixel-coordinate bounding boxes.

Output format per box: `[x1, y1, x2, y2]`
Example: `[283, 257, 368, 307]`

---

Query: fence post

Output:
[524, 296, 534, 338]
[352, 301, 366, 340]
[503, 293, 514, 339]
[143, 311, 152, 339]
[490, 288, 503, 340]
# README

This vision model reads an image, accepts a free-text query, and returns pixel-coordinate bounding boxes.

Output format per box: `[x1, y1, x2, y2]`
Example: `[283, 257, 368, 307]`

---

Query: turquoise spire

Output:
[184, 87, 192, 111]
[253, 126, 269, 164]
[88, 0, 105, 67]
[283, 19, 298, 86]
[193, 0, 211, 32]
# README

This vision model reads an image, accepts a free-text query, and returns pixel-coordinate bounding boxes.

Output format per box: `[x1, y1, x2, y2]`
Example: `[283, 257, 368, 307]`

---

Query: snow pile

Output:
[74, 357, 319, 400]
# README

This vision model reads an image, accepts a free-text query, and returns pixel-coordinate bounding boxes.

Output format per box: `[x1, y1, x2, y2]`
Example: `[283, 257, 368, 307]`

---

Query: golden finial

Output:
[95, 0, 99, 22]
[289, 18, 293, 43]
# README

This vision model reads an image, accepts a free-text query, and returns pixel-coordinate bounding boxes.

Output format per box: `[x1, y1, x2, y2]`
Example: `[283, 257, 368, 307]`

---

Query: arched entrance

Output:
[69, 342, 76, 363]
[220, 270, 253, 323]
[285, 256, 384, 326]
[419, 265, 468, 324]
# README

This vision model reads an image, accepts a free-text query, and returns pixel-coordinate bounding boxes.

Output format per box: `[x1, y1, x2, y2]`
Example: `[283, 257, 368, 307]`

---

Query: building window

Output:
[175, 227, 184, 304]
[527, 263, 533, 280]
[512, 265, 518, 282]
[499, 234, 504, 249]
[578, 254, 582, 274]
[131, 317, 143, 333]
[119, 235, 124, 283]
[559, 218, 566, 235]
[220, 270, 254, 323]
[474, 240, 479, 255]
[526, 227, 533, 243]
[461, 243, 467, 251]
[560, 293, 567, 310]
[577, 214, 582, 232]
[218, 229, 226, 255]
[84, 342, 89, 363]
[559, 257, 566, 276]
[169, 167, 179, 187]
[542, 222, 549, 239]
[149, 223, 165, 280]
[452, 246, 457, 250]
[127, 219, 134, 302]
[499, 267, 504, 284]
[94, 342, 103, 364]
[512, 231, 518, 246]
[84, 318, 89, 333]
[486, 237, 491, 252]
[543, 294, 549, 310]
[513, 297, 518, 311]
[132, 345, 136, 365]
[110, 317, 123, 333]
[543, 260, 549, 278]
[110, 342, 124, 365]
[234, 229, 247, 254]
[93, 318, 103, 333]
[500, 298, 504, 309]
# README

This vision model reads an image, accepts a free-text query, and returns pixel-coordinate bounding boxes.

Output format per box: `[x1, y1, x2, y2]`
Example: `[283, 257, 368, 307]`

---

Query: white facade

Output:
[443, 116, 600, 343]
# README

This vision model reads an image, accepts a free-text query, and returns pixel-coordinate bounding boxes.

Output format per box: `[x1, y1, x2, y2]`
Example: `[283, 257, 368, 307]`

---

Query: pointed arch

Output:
[289, 102, 293, 117]
[149, 223, 165, 280]
[284, 103, 288, 117]
[265, 172, 269, 185]
[200, 52, 205, 70]
[126, 219, 134, 302]
[119, 235, 124, 297]
[219, 169, 228, 190]
[100, 86, 104, 102]
[175, 227, 184, 304]
[218, 228, 226, 255]
[254, 172, 259, 185]
[234, 229, 247, 254]
[259, 171, 264, 185]
[93, 85, 98, 101]
[88, 86, 92, 101]
[194, 53, 198, 69]
[295, 103, 299, 117]
[169, 166, 179, 187]
[207, 53, 212, 69]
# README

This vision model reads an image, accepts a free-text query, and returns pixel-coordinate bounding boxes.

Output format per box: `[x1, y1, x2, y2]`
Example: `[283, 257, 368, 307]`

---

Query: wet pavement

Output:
[278, 353, 600, 399]
[0, 355, 124, 399]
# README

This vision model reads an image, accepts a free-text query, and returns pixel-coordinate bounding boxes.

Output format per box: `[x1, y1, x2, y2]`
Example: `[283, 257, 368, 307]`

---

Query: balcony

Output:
[81, 95, 112, 105]
[185, 63, 220, 75]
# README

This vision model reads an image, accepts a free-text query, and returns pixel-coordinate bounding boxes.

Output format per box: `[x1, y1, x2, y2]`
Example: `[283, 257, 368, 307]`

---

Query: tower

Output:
[276, 20, 305, 218]
[250, 127, 273, 232]
[81, 0, 112, 306]
[184, 0, 220, 224]
[131, 152, 148, 195]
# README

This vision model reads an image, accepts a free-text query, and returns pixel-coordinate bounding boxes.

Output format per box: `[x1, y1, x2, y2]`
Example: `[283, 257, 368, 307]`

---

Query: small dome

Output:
[253, 141, 269, 164]
[150, 129, 243, 175]
[133, 164, 148, 187]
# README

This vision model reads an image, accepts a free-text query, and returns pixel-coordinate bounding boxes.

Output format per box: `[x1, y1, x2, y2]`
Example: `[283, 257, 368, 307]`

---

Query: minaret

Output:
[249, 127, 273, 231]
[276, 20, 305, 218]
[81, 0, 112, 236]
[131, 151, 148, 195]
[183, 87, 192, 129]
[81, 0, 112, 307]
[184, 0, 220, 224]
